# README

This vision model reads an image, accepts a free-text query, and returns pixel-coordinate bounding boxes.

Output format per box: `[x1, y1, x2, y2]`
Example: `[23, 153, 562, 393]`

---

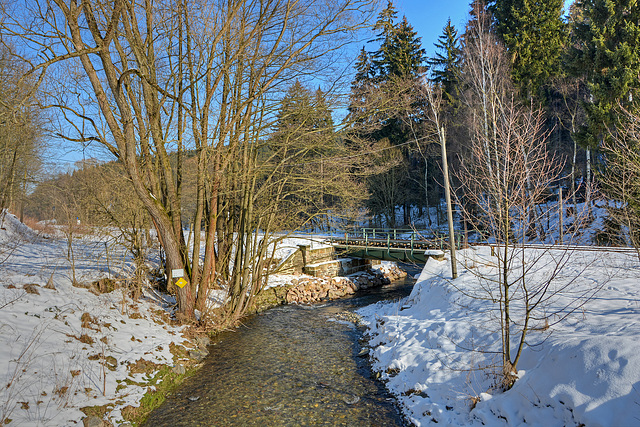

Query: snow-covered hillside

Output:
[359, 246, 640, 426]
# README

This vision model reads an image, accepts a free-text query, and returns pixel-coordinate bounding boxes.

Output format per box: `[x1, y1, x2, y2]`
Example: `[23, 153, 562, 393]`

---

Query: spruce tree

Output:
[465, 0, 492, 37]
[490, 0, 567, 99]
[384, 16, 427, 78]
[312, 88, 334, 132]
[271, 81, 336, 227]
[274, 80, 333, 149]
[372, 0, 399, 77]
[374, 8, 426, 225]
[275, 80, 312, 131]
[372, 2, 426, 79]
[428, 18, 462, 105]
[353, 46, 374, 88]
[569, 0, 640, 146]
[348, 46, 374, 121]
[347, 0, 428, 226]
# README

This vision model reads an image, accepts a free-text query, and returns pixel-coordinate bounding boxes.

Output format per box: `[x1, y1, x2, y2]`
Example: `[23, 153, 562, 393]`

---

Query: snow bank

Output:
[359, 246, 640, 426]
[0, 212, 40, 243]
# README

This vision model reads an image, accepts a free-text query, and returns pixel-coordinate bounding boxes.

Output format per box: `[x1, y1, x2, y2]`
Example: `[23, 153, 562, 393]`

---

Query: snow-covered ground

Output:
[358, 246, 640, 426]
[0, 213, 188, 425]
[0, 213, 358, 425]
[2, 201, 639, 426]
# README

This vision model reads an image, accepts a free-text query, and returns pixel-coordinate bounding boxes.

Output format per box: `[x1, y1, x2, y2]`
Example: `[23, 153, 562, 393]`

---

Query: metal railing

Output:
[330, 228, 463, 252]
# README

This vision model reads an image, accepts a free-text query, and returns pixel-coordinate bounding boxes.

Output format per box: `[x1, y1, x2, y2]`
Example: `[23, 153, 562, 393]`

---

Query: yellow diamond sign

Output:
[175, 277, 187, 288]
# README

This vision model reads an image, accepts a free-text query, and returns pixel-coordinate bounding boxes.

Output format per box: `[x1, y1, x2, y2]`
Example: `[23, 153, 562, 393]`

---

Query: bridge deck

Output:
[327, 235, 451, 264]
[330, 237, 445, 250]
[331, 244, 431, 263]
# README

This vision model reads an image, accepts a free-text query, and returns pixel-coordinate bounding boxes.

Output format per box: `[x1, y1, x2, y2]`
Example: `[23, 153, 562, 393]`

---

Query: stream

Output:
[145, 269, 418, 426]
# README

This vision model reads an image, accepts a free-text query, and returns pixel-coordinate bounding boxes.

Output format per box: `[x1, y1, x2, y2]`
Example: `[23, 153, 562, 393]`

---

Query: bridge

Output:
[326, 228, 462, 264]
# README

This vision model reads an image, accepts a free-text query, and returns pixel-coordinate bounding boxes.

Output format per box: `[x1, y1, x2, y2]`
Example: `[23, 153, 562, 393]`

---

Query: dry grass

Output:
[21, 216, 56, 235]
[80, 312, 98, 330]
[22, 284, 40, 295]
[127, 359, 161, 376]
[66, 333, 95, 345]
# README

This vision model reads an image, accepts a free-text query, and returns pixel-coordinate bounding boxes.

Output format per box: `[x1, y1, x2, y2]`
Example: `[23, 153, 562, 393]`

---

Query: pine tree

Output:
[490, 0, 567, 99]
[428, 18, 462, 105]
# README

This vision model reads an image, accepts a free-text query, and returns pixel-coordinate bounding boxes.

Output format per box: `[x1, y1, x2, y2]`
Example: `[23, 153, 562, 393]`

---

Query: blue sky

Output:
[54, 0, 577, 167]
[393, 0, 575, 58]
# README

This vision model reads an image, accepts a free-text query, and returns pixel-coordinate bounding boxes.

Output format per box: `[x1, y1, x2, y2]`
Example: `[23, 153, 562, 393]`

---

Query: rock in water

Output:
[343, 395, 360, 405]
[357, 348, 369, 357]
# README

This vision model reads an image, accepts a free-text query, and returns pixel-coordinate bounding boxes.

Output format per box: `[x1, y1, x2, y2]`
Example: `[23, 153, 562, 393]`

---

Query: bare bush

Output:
[2, 0, 381, 322]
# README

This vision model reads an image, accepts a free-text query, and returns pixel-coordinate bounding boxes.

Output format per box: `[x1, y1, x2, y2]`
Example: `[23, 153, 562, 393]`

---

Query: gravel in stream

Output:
[145, 275, 417, 426]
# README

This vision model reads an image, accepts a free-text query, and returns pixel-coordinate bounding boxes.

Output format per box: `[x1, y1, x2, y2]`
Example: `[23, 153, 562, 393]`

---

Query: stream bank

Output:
[253, 263, 407, 311]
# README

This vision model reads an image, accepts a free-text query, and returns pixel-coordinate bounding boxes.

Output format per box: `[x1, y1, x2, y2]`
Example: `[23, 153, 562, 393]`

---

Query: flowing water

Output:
[145, 270, 418, 426]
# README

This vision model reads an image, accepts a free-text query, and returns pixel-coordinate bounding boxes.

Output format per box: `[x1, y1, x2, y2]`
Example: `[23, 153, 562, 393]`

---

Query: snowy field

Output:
[0, 213, 187, 425]
[358, 246, 640, 427]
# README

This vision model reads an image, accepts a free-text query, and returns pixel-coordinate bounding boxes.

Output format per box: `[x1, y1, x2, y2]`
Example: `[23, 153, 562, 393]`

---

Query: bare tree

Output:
[550, 75, 589, 215]
[1, 0, 379, 322]
[79, 161, 153, 293]
[457, 96, 563, 384]
[0, 47, 44, 225]
[455, 8, 596, 389]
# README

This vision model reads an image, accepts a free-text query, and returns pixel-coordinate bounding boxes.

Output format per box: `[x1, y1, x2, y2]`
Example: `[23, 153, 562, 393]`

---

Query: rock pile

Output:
[285, 264, 407, 304]
[376, 263, 407, 281]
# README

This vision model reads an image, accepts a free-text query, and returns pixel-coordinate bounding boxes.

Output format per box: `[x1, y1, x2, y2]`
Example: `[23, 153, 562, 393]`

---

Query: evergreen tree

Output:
[428, 18, 462, 105]
[372, 1, 426, 79]
[273, 80, 334, 155]
[569, 0, 640, 147]
[374, 6, 426, 225]
[348, 47, 374, 121]
[383, 16, 427, 78]
[372, 0, 399, 77]
[312, 88, 334, 132]
[490, 0, 567, 99]
[353, 46, 374, 88]
[270, 81, 338, 228]
[346, 1, 428, 226]
[349, 0, 426, 226]
[465, 0, 492, 37]
[275, 80, 313, 132]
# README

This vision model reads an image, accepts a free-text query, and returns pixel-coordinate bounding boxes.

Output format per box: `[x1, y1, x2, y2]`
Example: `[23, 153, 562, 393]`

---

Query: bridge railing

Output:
[331, 227, 463, 251]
